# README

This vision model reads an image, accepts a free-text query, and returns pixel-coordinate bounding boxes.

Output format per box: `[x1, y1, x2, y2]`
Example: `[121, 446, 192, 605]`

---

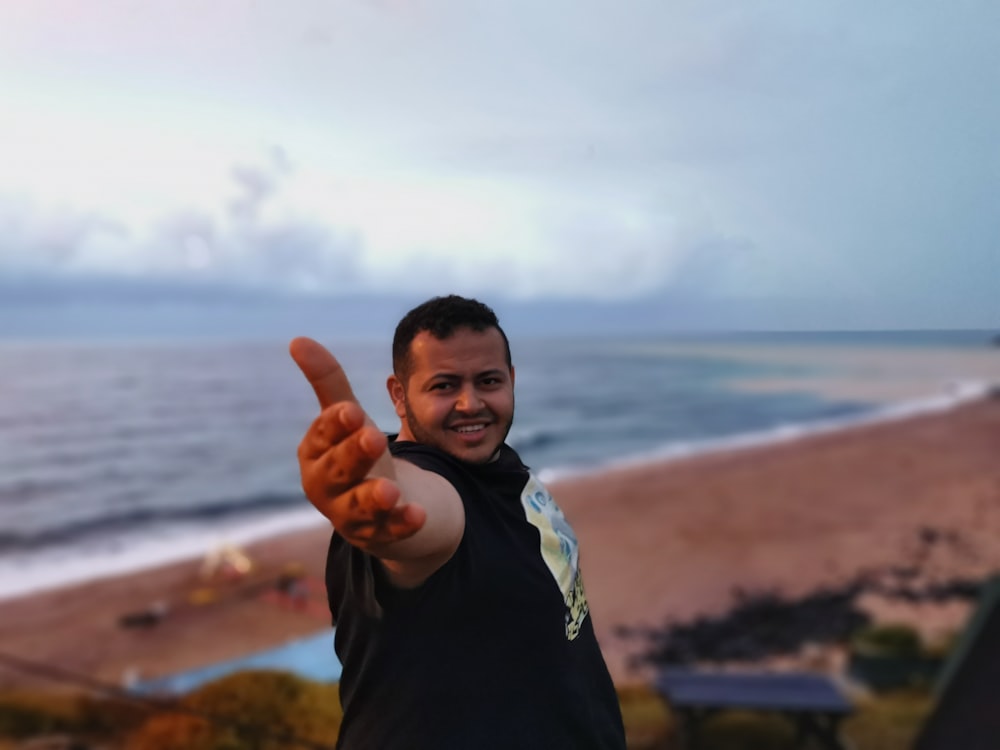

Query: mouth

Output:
[449, 421, 491, 440]
[451, 422, 489, 433]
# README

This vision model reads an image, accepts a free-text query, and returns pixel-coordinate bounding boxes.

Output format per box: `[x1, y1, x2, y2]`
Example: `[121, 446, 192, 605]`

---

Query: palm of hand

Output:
[290, 337, 424, 549]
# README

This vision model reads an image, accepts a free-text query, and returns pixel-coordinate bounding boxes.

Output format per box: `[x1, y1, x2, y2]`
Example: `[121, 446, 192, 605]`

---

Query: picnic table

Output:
[654, 669, 854, 749]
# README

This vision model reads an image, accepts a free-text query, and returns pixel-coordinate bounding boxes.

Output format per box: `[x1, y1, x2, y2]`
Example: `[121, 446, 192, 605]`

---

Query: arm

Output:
[290, 337, 464, 589]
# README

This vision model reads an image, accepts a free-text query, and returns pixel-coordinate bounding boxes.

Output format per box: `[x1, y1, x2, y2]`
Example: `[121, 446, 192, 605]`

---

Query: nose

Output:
[455, 384, 484, 413]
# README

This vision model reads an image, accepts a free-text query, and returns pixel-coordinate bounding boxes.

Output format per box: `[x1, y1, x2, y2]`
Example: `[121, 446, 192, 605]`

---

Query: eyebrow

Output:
[428, 369, 508, 381]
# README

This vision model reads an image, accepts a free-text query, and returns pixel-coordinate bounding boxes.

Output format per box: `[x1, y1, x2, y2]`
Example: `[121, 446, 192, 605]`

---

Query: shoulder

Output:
[390, 440, 527, 476]
[388, 439, 461, 476]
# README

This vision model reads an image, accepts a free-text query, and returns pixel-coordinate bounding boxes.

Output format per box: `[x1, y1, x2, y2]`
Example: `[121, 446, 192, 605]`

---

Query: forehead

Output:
[407, 327, 509, 375]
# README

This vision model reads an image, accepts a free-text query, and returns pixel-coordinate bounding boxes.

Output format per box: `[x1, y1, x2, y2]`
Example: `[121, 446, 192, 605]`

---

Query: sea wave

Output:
[507, 425, 564, 452]
[0, 506, 326, 601]
[0, 491, 306, 553]
[537, 378, 994, 484]
[2, 378, 992, 602]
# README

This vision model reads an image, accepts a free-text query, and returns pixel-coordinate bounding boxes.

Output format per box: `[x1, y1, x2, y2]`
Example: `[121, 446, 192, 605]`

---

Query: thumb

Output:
[289, 337, 358, 409]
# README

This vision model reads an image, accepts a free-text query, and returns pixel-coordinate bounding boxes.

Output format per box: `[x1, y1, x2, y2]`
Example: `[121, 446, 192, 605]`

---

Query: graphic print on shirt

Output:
[521, 474, 590, 640]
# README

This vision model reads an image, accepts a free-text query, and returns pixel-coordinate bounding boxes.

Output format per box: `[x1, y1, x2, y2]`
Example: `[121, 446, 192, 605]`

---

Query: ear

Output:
[510, 365, 515, 386]
[387, 374, 407, 420]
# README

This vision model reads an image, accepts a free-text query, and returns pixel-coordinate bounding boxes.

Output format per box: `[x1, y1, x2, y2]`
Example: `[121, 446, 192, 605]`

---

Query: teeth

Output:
[454, 425, 485, 433]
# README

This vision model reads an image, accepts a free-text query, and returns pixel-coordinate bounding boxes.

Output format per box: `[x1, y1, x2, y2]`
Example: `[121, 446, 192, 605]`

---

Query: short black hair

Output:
[392, 295, 512, 380]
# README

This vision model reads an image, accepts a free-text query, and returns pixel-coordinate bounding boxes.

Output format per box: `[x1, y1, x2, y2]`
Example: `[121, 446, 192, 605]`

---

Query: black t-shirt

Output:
[326, 440, 626, 749]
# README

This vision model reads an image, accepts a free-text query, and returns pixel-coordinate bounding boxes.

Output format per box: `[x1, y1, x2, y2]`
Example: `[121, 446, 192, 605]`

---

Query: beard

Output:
[402, 396, 515, 464]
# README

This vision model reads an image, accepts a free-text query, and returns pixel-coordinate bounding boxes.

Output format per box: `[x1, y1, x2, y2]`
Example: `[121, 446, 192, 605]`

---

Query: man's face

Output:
[388, 326, 515, 464]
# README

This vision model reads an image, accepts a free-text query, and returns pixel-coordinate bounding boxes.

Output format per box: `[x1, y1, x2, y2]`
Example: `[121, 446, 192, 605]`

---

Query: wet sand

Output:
[2, 395, 999, 692]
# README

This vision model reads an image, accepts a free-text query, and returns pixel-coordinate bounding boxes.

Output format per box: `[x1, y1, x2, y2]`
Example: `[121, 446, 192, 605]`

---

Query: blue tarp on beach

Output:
[130, 628, 341, 695]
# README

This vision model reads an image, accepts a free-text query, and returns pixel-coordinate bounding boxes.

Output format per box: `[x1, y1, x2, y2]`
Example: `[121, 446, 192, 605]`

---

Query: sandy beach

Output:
[2, 394, 999, 693]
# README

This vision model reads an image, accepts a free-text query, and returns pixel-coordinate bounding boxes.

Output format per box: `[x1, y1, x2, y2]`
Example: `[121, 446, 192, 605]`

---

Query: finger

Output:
[330, 476, 401, 516]
[299, 402, 371, 460]
[323, 426, 388, 486]
[304, 474, 397, 524]
[340, 502, 426, 545]
[289, 336, 358, 410]
[305, 430, 387, 495]
[300, 430, 388, 508]
[316, 478, 401, 539]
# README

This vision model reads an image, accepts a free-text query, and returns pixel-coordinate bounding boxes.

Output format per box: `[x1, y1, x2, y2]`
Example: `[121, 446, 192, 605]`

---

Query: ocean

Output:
[1, 330, 997, 601]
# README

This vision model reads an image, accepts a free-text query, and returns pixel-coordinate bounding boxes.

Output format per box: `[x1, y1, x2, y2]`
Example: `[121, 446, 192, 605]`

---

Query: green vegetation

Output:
[125, 670, 342, 750]
[617, 683, 933, 749]
[850, 623, 923, 658]
[2, 673, 934, 749]
[847, 622, 949, 692]
[0, 691, 81, 737]
[843, 689, 935, 750]
[615, 683, 673, 749]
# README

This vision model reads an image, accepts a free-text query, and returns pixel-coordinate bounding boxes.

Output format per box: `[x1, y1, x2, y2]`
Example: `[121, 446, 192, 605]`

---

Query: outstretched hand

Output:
[290, 337, 426, 549]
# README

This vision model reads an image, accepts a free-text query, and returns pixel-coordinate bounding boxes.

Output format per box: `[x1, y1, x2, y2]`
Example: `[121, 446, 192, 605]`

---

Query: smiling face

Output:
[388, 326, 515, 464]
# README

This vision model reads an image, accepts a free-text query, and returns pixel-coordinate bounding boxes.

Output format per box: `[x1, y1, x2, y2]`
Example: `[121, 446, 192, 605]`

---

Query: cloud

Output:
[1, 142, 712, 302]
[0, 195, 129, 273]
[1, 1, 998, 329]
[142, 156, 364, 292]
[228, 146, 293, 223]
[1, 151, 365, 295]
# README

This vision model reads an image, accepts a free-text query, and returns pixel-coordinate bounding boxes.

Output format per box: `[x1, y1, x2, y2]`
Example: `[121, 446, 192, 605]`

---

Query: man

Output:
[291, 295, 626, 749]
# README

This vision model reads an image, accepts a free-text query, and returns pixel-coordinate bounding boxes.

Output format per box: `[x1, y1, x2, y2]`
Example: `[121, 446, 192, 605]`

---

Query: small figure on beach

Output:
[273, 562, 310, 608]
[117, 599, 170, 629]
[198, 542, 253, 582]
[291, 295, 626, 749]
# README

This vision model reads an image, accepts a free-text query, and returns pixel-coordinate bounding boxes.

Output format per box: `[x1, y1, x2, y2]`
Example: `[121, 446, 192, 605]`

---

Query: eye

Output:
[430, 382, 454, 391]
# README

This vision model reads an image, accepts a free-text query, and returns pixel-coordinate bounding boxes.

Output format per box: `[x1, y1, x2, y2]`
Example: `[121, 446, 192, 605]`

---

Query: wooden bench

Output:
[654, 669, 854, 749]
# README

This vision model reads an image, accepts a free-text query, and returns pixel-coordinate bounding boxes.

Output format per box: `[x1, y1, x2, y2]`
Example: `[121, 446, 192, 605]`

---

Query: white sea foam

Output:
[537, 379, 995, 485]
[6, 382, 992, 601]
[0, 507, 327, 602]
[0, 336, 996, 599]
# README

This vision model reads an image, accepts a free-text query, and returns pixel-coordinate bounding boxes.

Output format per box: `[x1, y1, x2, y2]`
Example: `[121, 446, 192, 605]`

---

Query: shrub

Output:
[697, 711, 795, 750]
[125, 713, 225, 750]
[126, 671, 342, 750]
[0, 692, 80, 738]
[851, 623, 922, 658]
[76, 694, 152, 736]
[616, 683, 672, 749]
[843, 688, 934, 750]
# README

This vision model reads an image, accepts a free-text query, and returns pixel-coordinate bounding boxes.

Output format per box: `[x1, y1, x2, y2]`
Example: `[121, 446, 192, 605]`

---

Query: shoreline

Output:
[2, 394, 1000, 691]
[541, 377, 995, 485]
[553, 393, 1000, 681]
[3, 377, 995, 604]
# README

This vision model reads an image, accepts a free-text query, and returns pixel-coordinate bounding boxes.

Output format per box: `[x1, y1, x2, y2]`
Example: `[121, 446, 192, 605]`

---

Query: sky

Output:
[1, 0, 998, 337]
